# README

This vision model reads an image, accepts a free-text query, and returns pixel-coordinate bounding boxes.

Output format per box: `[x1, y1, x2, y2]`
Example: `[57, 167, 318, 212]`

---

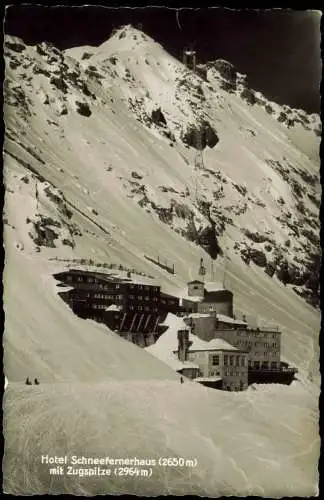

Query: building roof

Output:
[188, 337, 238, 352]
[56, 285, 75, 293]
[195, 376, 222, 383]
[55, 268, 124, 283]
[159, 315, 189, 332]
[160, 291, 179, 300]
[216, 314, 247, 326]
[122, 277, 160, 287]
[204, 281, 225, 292]
[173, 335, 238, 353]
[54, 268, 160, 287]
[186, 313, 212, 319]
[207, 338, 238, 351]
[177, 362, 200, 371]
[177, 289, 204, 303]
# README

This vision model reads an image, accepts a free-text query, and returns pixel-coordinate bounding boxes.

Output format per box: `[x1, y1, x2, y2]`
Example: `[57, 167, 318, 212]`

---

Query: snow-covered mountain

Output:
[3, 25, 320, 495]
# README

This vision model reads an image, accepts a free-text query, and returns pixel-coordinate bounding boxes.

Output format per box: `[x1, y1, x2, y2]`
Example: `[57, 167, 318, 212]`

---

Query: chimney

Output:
[177, 329, 191, 362]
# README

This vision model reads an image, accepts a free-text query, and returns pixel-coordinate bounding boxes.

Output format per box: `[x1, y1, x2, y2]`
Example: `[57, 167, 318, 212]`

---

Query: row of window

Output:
[129, 295, 155, 301]
[93, 294, 123, 300]
[68, 275, 119, 290]
[198, 307, 218, 313]
[73, 276, 122, 288]
[67, 276, 160, 293]
[236, 331, 278, 339]
[129, 284, 159, 291]
[252, 341, 279, 348]
[248, 361, 278, 368]
[223, 355, 246, 367]
[128, 305, 159, 312]
[253, 351, 279, 357]
[236, 340, 279, 349]
[223, 370, 245, 377]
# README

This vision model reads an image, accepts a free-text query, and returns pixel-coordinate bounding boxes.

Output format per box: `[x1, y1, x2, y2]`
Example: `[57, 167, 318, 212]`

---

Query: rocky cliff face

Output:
[3, 26, 321, 308]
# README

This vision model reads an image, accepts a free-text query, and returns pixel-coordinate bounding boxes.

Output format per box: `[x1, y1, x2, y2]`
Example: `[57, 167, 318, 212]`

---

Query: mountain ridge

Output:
[3, 25, 321, 378]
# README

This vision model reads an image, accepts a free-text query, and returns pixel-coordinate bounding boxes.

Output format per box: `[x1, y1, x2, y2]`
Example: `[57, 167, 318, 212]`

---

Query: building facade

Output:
[188, 280, 205, 298]
[184, 313, 247, 342]
[213, 327, 281, 371]
[182, 310, 282, 378]
[160, 292, 184, 315]
[197, 290, 233, 317]
[174, 342, 248, 391]
[54, 269, 180, 345]
[180, 281, 234, 317]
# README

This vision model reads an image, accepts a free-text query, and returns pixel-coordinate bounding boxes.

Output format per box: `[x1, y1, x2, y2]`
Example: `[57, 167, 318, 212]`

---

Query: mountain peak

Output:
[97, 23, 155, 53]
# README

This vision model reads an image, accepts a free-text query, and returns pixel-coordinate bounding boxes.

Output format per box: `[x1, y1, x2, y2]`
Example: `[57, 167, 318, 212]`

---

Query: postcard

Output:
[2, 6, 321, 497]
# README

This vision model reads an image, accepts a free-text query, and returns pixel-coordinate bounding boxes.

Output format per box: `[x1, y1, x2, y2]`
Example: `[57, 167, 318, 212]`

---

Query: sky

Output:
[4, 6, 322, 113]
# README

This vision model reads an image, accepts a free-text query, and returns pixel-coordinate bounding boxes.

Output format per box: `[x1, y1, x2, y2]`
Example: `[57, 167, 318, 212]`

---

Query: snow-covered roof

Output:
[159, 314, 189, 331]
[205, 281, 227, 292]
[122, 276, 160, 287]
[56, 285, 75, 293]
[156, 314, 238, 355]
[208, 338, 238, 351]
[187, 313, 211, 319]
[216, 314, 247, 326]
[178, 291, 203, 303]
[56, 267, 160, 287]
[147, 314, 203, 371]
[195, 376, 222, 383]
[189, 337, 238, 352]
[177, 361, 200, 371]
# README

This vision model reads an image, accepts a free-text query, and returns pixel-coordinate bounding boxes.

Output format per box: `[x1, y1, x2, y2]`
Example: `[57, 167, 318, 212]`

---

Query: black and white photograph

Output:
[2, 5, 321, 496]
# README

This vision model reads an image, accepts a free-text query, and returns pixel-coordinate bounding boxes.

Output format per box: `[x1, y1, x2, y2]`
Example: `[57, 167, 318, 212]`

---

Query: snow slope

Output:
[3, 25, 321, 495]
[3, 380, 319, 496]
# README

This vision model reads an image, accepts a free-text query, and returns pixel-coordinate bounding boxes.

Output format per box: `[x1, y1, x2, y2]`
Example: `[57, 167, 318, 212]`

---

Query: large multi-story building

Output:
[54, 269, 182, 346]
[183, 310, 281, 371]
[173, 332, 248, 391]
[214, 327, 282, 371]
